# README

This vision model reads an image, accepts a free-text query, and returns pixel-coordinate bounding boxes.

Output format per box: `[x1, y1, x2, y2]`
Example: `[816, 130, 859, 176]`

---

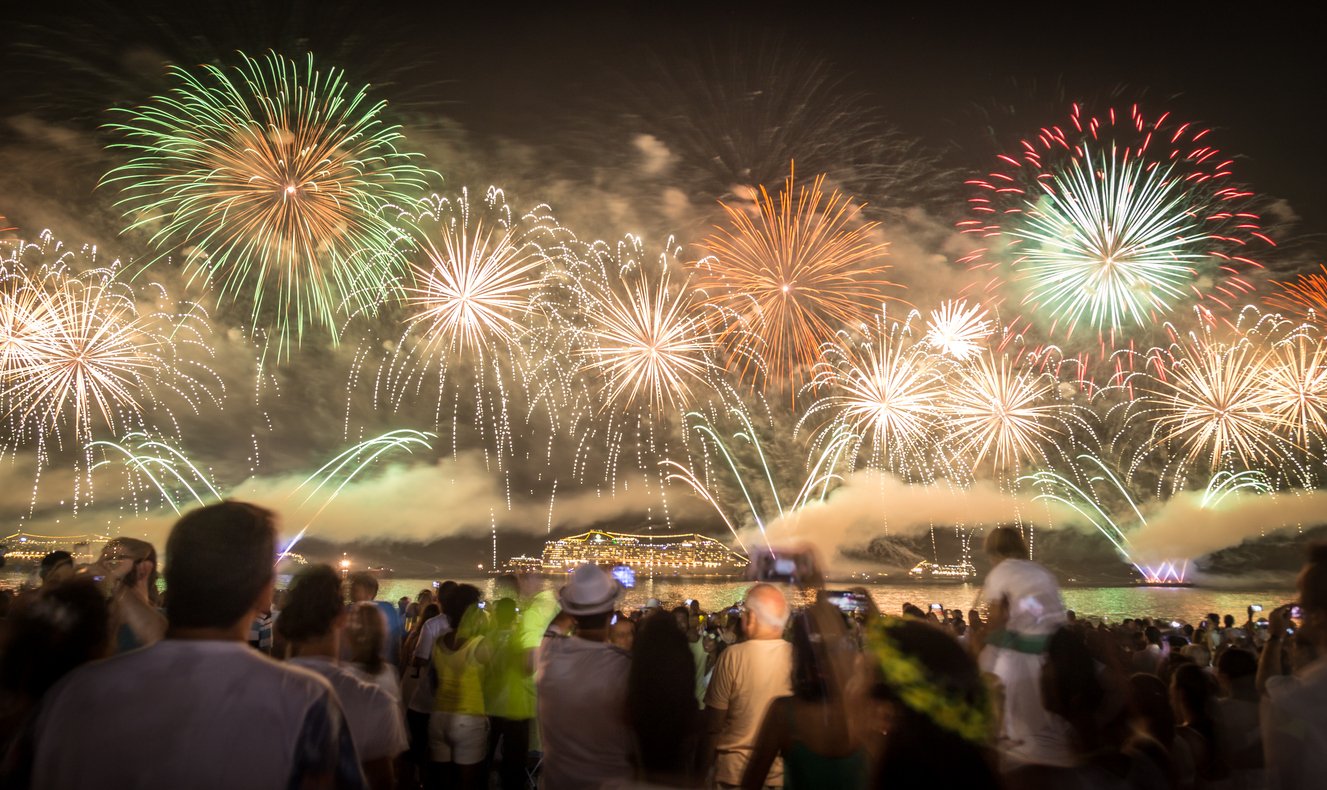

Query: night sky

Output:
[2, 2, 1325, 571]
[5, 3, 1326, 245]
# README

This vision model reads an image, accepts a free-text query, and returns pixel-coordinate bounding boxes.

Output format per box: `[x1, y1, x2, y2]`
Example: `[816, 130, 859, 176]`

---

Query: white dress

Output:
[978, 558, 1074, 768]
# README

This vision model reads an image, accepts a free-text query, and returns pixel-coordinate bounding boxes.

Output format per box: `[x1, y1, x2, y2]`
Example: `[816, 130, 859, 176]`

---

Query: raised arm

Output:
[1256, 604, 1292, 695]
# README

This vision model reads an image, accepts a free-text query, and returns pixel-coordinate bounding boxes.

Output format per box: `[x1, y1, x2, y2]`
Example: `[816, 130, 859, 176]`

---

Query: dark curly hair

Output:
[276, 565, 344, 643]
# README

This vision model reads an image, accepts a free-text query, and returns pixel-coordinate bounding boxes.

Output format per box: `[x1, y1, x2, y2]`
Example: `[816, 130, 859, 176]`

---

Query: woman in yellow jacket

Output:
[428, 584, 493, 790]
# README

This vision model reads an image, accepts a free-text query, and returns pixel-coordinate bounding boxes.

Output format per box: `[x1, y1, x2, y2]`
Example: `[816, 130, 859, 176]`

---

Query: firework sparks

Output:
[579, 259, 715, 413]
[695, 164, 896, 388]
[1266, 264, 1327, 324]
[7, 273, 159, 435]
[403, 191, 547, 356]
[89, 431, 222, 514]
[946, 350, 1065, 471]
[104, 51, 431, 353]
[1012, 148, 1209, 330]
[806, 309, 947, 475]
[925, 299, 993, 360]
[1147, 330, 1283, 470]
[0, 265, 51, 383]
[961, 104, 1270, 337]
[1, 236, 220, 451]
[1263, 329, 1327, 446]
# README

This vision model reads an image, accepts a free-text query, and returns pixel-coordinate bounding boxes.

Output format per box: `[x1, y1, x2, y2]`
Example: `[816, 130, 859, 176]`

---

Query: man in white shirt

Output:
[31, 501, 365, 790]
[536, 564, 634, 789]
[280, 565, 408, 789]
[704, 583, 793, 788]
[978, 526, 1073, 769]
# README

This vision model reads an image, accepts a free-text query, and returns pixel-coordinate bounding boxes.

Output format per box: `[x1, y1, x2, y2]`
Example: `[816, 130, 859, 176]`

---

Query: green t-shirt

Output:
[484, 590, 558, 720]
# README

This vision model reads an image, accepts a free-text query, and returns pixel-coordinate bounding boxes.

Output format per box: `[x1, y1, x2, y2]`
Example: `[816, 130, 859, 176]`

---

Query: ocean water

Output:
[2, 569, 1293, 623]
[373, 576, 1297, 623]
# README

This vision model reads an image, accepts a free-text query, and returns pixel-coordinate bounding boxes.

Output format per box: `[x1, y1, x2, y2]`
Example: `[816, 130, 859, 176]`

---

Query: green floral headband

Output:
[866, 617, 992, 743]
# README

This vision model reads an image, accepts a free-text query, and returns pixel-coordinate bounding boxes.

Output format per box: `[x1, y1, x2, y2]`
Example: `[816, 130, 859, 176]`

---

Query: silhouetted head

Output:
[984, 526, 1027, 562]
[165, 501, 276, 631]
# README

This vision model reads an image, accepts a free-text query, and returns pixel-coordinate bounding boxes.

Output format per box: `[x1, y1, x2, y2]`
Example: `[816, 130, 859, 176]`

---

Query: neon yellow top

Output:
[432, 636, 486, 716]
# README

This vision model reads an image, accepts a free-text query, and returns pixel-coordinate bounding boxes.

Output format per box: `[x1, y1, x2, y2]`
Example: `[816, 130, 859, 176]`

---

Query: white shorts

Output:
[428, 711, 489, 765]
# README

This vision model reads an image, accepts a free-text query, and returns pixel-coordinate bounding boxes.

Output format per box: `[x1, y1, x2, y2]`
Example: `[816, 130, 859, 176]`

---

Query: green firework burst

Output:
[104, 51, 432, 355]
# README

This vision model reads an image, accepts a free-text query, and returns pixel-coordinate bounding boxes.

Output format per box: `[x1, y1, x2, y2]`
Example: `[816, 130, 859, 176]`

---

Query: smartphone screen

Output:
[825, 590, 864, 613]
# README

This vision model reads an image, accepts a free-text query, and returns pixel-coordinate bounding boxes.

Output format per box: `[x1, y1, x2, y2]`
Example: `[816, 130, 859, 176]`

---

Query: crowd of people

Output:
[0, 502, 1324, 789]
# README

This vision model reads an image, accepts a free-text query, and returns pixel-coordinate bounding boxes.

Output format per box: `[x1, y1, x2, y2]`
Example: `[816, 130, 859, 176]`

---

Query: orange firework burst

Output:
[1266, 264, 1327, 324]
[693, 164, 896, 390]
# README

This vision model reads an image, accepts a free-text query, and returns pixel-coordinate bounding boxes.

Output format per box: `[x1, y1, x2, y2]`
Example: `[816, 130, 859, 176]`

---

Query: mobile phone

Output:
[929, 603, 943, 612]
[432, 581, 441, 589]
[825, 590, 869, 614]
[477, 601, 486, 610]
[1290, 605, 1303, 621]
[1250, 604, 1263, 613]
[748, 546, 820, 586]
[611, 565, 636, 589]
[1170, 621, 1181, 628]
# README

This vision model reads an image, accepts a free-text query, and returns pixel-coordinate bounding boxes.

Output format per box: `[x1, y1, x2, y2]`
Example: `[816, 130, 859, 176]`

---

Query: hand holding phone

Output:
[1268, 604, 1296, 636]
[747, 545, 823, 587]
[825, 590, 869, 614]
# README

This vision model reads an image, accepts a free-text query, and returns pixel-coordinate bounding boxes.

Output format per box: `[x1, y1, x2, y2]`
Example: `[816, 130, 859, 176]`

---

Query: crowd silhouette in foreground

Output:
[0, 501, 1324, 789]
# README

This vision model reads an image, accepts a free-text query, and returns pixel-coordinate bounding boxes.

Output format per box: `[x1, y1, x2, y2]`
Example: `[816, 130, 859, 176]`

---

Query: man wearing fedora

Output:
[536, 564, 635, 789]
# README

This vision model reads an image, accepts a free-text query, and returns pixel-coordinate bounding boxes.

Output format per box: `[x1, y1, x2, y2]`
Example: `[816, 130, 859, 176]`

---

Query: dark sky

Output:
[6, 2, 1325, 246]
[400, 3, 1327, 240]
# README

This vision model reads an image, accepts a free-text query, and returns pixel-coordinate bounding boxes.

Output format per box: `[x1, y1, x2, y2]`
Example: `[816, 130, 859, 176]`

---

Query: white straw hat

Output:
[558, 564, 622, 616]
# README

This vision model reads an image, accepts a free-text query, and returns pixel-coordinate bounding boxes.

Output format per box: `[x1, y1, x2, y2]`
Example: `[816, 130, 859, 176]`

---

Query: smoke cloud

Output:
[1127, 489, 1327, 565]
[4, 449, 709, 550]
[741, 469, 1053, 570]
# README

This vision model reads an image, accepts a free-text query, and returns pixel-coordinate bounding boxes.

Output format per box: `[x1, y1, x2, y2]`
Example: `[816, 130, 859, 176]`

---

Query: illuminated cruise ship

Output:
[907, 559, 977, 581]
[0, 531, 107, 566]
[537, 529, 747, 576]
